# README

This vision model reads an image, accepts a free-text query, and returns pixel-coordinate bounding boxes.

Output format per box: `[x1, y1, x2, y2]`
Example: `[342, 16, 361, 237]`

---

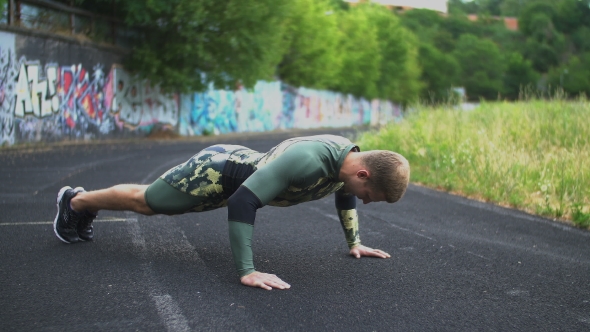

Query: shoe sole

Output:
[53, 186, 73, 244]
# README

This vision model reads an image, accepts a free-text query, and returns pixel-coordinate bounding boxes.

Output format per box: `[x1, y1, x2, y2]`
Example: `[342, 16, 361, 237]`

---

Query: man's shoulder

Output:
[283, 135, 354, 149]
[255, 135, 355, 169]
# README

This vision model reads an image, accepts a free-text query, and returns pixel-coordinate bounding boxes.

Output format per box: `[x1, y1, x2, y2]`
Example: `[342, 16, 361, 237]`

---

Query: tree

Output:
[572, 26, 590, 53]
[500, 0, 528, 17]
[477, 0, 504, 16]
[519, 2, 557, 37]
[527, 12, 562, 42]
[432, 30, 456, 53]
[503, 52, 539, 99]
[518, 3, 566, 73]
[520, 11, 565, 72]
[442, 12, 478, 39]
[277, 0, 341, 89]
[99, 0, 291, 93]
[554, 0, 590, 33]
[368, 5, 421, 104]
[448, 0, 480, 14]
[548, 53, 590, 96]
[524, 38, 561, 72]
[454, 34, 505, 100]
[399, 8, 442, 31]
[417, 43, 460, 103]
[326, 0, 350, 11]
[331, 4, 381, 99]
[398, 8, 442, 45]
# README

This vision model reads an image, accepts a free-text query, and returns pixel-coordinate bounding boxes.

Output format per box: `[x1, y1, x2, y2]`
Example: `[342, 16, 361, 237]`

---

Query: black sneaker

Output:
[53, 186, 84, 243]
[70, 187, 97, 241]
[78, 208, 97, 242]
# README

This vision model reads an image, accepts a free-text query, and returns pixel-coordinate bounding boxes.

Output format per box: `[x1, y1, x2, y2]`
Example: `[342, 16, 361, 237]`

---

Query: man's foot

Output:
[54, 186, 85, 243]
[76, 189, 97, 241]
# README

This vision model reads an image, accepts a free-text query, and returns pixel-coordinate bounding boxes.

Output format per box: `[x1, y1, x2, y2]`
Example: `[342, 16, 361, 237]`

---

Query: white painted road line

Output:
[153, 295, 192, 332]
[125, 212, 192, 332]
[0, 217, 128, 226]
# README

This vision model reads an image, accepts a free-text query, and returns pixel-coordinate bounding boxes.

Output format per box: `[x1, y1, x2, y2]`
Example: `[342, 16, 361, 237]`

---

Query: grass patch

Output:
[358, 97, 590, 229]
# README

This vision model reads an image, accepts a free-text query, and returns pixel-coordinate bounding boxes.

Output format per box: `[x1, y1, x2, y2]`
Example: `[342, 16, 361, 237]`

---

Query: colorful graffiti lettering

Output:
[112, 68, 178, 128]
[61, 64, 103, 123]
[0, 45, 18, 145]
[0, 32, 403, 146]
[14, 61, 59, 118]
[2, 59, 180, 144]
[179, 82, 395, 136]
[4, 56, 401, 145]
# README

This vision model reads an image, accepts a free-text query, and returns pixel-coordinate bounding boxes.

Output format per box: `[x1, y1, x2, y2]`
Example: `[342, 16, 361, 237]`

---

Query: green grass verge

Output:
[357, 98, 590, 228]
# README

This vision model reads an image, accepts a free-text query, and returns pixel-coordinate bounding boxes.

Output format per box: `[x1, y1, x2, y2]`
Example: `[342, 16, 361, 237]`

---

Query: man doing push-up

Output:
[53, 135, 410, 290]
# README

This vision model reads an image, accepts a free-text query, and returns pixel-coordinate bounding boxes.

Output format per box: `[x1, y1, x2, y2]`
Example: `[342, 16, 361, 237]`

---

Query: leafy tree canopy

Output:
[74, 0, 290, 93]
[418, 43, 460, 103]
[519, 2, 557, 36]
[454, 34, 505, 99]
[548, 53, 590, 95]
[276, 0, 341, 89]
[448, 0, 480, 14]
[367, 5, 422, 104]
[554, 0, 590, 33]
[503, 52, 539, 99]
[58, 0, 590, 101]
[572, 26, 590, 52]
[331, 3, 382, 99]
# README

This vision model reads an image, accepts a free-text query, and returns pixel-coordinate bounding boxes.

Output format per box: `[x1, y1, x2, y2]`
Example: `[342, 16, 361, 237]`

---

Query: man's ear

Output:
[356, 169, 369, 179]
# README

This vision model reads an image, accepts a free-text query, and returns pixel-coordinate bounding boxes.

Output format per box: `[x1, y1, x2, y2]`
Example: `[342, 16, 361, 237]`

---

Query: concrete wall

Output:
[0, 28, 180, 146]
[0, 28, 402, 147]
[179, 82, 402, 136]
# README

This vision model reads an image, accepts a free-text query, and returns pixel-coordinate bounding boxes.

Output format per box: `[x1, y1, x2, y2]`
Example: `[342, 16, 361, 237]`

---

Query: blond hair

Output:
[361, 150, 410, 203]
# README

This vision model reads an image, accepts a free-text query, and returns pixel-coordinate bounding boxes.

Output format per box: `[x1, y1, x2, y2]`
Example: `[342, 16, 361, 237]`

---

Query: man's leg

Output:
[55, 144, 232, 243]
[70, 184, 155, 216]
[57, 178, 214, 243]
[54, 184, 155, 244]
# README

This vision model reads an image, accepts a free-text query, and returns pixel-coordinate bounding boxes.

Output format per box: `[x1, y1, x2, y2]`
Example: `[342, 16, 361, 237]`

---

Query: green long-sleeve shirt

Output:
[224, 135, 361, 277]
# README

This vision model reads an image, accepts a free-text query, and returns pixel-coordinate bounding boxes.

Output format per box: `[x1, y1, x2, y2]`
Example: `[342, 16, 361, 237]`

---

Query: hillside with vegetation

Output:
[22, 0, 587, 103]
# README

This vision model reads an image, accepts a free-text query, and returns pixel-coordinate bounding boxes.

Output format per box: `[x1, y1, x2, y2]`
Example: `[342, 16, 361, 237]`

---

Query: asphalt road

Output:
[1, 129, 589, 332]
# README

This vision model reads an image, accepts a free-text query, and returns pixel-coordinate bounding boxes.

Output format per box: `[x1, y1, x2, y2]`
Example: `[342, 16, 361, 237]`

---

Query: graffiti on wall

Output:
[59, 63, 113, 139]
[181, 81, 289, 136]
[15, 61, 59, 118]
[1, 27, 402, 146]
[4, 54, 401, 144]
[0, 28, 180, 146]
[187, 88, 238, 135]
[0, 36, 18, 145]
[111, 68, 178, 128]
[11, 61, 179, 143]
[0, 58, 179, 145]
[179, 81, 401, 136]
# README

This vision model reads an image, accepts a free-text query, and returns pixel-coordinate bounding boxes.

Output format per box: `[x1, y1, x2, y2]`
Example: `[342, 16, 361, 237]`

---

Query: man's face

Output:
[343, 173, 386, 204]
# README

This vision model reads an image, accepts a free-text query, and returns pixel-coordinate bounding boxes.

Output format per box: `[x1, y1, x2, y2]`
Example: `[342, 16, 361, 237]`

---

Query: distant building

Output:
[345, 1, 519, 31]
[345, 0, 448, 14]
[467, 14, 519, 31]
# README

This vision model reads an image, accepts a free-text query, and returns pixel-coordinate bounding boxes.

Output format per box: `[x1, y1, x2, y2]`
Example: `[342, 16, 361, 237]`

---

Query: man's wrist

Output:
[240, 269, 256, 280]
[349, 243, 361, 250]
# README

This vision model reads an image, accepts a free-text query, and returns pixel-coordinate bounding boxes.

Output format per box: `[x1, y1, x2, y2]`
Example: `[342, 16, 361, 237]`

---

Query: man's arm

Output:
[227, 186, 291, 290]
[335, 190, 361, 249]
[226, 146, 321, 290]
[335, 190, 391, 259]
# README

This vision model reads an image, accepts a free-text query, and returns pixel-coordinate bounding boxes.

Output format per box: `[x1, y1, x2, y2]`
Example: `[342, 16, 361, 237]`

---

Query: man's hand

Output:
[349, 244, 391, 259]
[240, 271, 291, 290]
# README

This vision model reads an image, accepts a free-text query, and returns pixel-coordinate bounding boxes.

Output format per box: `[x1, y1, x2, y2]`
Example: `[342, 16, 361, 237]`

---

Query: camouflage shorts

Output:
[145, 144, 245, 214]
